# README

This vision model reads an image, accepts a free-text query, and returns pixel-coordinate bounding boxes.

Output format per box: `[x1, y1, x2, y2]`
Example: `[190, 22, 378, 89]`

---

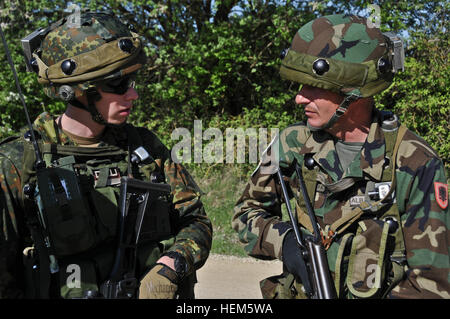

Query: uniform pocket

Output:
[260, 272, 309, 299]
[346, 219, 391, 298]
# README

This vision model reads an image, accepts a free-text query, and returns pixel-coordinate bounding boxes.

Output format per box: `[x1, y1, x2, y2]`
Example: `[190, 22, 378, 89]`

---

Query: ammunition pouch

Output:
[345, 218, 395, 298]
[34, 156, 98, 256]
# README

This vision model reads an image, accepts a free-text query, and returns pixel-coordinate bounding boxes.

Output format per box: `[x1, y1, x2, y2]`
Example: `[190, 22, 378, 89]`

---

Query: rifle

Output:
[99, 176, 171, 299]
[277, 162, 336, 299]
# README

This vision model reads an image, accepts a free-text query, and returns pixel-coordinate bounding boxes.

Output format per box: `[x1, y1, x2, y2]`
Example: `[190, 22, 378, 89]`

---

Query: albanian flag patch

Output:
[434, 182, 448, 210]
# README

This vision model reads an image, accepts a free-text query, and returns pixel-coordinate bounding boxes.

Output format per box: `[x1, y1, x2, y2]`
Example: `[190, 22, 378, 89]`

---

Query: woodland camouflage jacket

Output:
[232, 109, 449, 299]
[0, 112, 212, 298]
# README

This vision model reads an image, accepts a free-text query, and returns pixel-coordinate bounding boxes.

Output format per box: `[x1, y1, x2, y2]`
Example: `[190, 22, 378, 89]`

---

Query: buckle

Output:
[320, 228, 336, 250]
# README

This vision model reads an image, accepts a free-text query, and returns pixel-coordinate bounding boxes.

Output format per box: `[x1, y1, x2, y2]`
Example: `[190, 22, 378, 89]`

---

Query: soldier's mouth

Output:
[304, 108, 317, 116]
[119, 107, 132, 116]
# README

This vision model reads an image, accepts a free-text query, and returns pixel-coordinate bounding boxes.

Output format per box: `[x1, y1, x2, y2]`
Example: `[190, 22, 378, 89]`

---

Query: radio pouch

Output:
[35, 155, 97, 256]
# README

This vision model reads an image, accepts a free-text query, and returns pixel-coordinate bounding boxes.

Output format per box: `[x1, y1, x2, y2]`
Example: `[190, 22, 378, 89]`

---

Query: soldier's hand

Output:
[139, 264, 178, 299]
[281, 230, 307, 281]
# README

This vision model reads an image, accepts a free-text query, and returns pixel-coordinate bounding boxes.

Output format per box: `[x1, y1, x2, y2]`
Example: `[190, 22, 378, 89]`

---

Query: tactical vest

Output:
[21, 123, 177, 299]
[292, 112, 408, 299]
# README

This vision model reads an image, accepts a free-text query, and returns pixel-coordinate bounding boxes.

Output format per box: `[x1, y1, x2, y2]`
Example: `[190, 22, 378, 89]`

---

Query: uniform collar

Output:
[299, 112, 387, 182]
[32, 112, 128, 147]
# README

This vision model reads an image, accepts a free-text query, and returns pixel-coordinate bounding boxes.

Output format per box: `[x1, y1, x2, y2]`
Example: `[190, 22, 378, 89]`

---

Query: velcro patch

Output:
[434, 182, 448, 210]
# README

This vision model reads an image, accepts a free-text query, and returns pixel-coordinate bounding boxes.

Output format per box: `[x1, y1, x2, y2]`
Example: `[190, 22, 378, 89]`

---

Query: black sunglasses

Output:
[97, 75, 136, 95]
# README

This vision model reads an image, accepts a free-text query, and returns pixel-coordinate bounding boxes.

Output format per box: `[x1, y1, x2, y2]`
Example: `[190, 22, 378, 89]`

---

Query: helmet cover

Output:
[33, 11, 146, 99]
[280, 14, 397, 97]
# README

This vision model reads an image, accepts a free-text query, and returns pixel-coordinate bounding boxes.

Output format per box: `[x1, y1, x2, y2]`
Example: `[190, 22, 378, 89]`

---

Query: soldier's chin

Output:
[107, 117, 128, 127]
[306, 121, 326, 132]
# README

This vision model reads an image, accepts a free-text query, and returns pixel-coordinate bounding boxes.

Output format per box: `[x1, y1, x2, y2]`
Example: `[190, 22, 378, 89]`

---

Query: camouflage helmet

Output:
[280, 14, 404, 98]
[30, 11, 146, 101]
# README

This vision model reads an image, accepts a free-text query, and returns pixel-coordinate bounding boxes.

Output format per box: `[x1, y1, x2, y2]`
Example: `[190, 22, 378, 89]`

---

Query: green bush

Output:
[1, 1, 448, 178]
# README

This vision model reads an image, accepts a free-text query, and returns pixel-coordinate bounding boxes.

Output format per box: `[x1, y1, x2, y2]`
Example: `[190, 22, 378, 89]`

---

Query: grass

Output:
[190, 163, 293, 258]
[190, 164, 251, 257]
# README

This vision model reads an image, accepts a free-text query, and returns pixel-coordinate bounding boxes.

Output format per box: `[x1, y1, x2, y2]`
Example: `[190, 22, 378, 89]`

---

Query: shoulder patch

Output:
[434, 182, 448, 210]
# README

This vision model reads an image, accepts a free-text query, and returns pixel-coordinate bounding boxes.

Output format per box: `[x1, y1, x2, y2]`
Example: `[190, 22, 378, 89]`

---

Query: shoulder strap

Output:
[0, 135, 20, 146]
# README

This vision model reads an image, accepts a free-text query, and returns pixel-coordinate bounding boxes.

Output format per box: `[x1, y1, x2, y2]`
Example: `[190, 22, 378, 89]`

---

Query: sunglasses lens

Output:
[99, 76, 135, 95]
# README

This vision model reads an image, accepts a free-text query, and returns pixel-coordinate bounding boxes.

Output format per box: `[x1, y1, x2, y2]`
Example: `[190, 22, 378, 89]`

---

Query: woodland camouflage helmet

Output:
[24, 11, 146, 124]
[280, 14, 404, 130]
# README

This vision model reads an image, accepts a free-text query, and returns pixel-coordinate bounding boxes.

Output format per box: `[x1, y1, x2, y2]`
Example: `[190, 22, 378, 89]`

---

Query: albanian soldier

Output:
[0, 11, 212, 298]
[232, 14, 449, 298]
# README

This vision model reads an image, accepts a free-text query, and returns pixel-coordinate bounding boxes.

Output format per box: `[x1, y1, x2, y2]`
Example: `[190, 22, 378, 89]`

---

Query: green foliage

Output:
[0, 0, 448, 176]
[193, 167, 248, 256]
[0, 0, 73, 136]
[375, 31, 450, 173]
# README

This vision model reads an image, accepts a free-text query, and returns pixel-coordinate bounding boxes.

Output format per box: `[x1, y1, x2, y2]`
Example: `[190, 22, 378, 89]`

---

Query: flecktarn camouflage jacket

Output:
[0, 112, 212, 298]
[233, 109, 449, 299]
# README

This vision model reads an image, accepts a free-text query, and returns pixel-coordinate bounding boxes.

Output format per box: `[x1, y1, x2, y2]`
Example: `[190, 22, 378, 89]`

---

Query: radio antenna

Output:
[0, 23, 44, 168]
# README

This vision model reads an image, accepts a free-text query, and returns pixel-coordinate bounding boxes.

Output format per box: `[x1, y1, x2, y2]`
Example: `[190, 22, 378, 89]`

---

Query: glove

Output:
[139, 264, 178, 299]
[281, 230, 310, 285]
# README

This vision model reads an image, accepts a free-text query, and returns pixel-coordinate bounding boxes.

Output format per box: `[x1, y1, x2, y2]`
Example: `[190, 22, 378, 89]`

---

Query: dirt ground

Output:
[194, 254, 283, 299]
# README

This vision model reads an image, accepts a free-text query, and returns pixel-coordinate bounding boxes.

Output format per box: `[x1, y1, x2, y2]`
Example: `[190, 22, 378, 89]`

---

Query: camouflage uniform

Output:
[232, 14, 449, 299]
[0, 136, 27, 298]
[0, 12, 212, 298]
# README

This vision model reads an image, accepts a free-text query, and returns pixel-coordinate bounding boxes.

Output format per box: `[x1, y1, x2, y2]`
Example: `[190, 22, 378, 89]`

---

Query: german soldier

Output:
[0, 11, 212, 299]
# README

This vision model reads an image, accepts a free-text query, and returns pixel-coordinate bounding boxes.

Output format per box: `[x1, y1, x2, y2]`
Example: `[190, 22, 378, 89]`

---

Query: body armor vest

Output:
[22, 123, 175, 298]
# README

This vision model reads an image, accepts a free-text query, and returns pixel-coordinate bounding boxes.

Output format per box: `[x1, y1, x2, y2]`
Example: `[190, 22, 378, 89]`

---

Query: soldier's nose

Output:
[295, 85, 315, 105]
[295, 92, 310, 105]
[125, 87, 139, 101]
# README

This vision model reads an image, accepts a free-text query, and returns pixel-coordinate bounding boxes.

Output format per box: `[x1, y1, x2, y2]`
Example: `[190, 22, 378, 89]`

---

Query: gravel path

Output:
[194, 254, 282, 299]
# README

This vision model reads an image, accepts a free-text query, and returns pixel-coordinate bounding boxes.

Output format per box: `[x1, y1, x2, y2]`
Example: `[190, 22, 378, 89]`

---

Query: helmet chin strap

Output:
[307, 94, 359, 132]
[68, 88, 127, 128]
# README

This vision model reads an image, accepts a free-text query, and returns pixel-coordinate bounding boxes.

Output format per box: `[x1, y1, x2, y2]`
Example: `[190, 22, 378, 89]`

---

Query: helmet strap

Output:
[85, 88, 108, 125]
[67, 87, 128, 128]
[307, 94, 359, 132]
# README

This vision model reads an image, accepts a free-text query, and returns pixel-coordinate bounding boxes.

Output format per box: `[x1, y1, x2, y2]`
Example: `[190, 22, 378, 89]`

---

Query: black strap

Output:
[68, 88, 107, 125]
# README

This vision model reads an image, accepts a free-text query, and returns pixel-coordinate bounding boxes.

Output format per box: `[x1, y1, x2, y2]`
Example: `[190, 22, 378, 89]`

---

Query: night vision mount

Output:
[382, 31, 405, 73]
[21, 27, 48, 73]
[21, 17, 66, 73]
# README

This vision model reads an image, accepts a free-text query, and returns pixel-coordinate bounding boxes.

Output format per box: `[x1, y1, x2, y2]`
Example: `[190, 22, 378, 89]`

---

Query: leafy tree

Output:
[0, 0, 448, 175]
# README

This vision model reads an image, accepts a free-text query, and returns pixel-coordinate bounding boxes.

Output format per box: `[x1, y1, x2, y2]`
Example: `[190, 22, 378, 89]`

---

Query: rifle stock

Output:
[99, 176, 171, 299]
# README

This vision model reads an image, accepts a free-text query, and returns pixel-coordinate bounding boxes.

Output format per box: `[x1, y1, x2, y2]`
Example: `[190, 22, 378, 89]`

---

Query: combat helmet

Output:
[21, 11, 147, 125]
[280, 14, 404, 130]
